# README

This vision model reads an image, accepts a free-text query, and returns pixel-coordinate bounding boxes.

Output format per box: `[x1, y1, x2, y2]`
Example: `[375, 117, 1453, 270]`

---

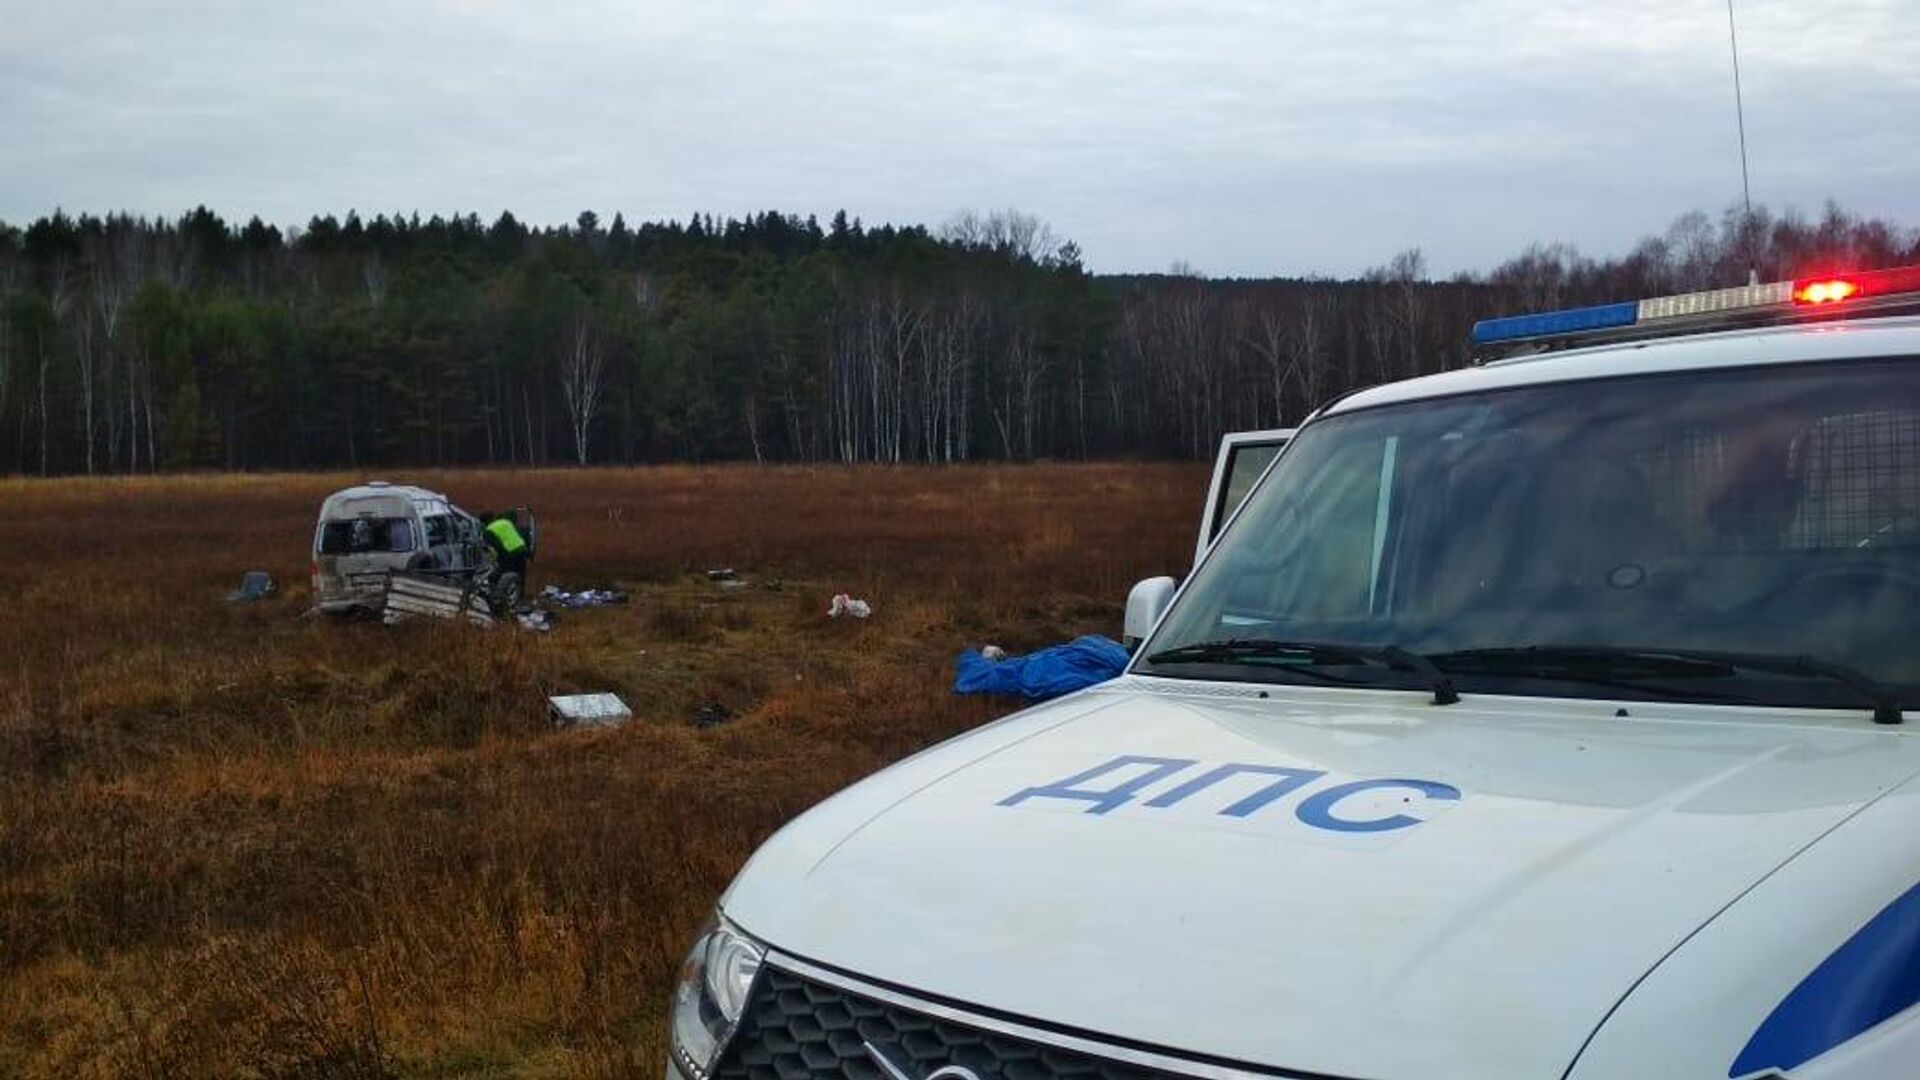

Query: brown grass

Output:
[0, 463, 1206, 1078]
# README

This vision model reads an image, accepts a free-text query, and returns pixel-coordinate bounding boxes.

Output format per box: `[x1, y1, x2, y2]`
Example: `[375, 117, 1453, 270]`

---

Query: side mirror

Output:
[1124, 576, 1178, 650]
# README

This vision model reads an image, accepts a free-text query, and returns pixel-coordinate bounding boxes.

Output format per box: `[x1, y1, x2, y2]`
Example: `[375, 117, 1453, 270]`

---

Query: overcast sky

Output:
[3, 0, 1916, 278]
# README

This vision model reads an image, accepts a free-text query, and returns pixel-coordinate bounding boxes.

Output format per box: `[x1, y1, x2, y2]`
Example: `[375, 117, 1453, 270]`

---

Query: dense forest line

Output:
[0, 203, 1914, 474]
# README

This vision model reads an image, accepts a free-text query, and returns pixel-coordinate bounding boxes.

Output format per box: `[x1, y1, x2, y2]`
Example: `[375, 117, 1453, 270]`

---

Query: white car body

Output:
[685, 315, 1920, 1080]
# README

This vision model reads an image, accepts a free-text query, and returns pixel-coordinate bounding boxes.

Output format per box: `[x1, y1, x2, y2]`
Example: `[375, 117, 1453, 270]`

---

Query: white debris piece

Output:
[827, 593, 872, 619]
[548, 693, 632, 728]
[384, 573, 494, 627]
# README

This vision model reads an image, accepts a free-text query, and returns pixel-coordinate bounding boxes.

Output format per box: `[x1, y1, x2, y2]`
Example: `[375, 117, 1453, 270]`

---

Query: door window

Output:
[1210, 441, 1287, 543]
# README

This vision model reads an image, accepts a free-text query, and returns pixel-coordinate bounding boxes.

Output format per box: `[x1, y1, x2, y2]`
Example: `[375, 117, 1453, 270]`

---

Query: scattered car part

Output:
[226, 570, 274, 603]
[548, 693, 632, 728]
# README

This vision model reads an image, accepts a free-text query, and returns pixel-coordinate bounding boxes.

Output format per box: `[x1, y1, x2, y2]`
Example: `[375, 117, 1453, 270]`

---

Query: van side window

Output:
[424, 515, 452, 547]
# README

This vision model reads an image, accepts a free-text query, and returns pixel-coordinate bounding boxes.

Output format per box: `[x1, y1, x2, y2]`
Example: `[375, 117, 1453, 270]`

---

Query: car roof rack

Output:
[1471, 263, 1920, 362]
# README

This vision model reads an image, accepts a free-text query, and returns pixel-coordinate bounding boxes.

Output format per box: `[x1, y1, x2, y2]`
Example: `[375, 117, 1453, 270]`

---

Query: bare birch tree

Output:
[361, 253, 387, 305]
[557, 313, 606, 466]
[71, 302, 98, 473]
[38, 259, 74, 474]
[1283, 289, 1333, 419]
[1241, 298, 1295, 427]
[78, 221, 141, 474]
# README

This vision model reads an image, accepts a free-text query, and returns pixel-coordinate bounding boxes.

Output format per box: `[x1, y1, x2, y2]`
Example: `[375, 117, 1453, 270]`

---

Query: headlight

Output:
[669, 914, 766, 1080]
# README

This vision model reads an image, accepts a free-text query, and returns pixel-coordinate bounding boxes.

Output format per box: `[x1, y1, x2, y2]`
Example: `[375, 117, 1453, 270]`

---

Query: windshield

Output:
[1140, 358, 1920, 713]
[318, 517, 417, 555]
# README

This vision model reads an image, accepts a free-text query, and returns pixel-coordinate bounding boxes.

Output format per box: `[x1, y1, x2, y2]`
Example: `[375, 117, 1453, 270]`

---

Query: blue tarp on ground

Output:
[953, 635, 1131, 701]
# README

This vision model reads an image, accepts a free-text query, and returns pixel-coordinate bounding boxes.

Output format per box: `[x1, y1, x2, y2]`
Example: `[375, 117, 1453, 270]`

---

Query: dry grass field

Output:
[0, 463, 1207, 1078]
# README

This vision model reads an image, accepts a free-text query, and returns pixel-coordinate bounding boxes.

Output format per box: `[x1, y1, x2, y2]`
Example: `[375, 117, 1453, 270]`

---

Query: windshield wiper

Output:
[1145, 638, 1459, 706]
[1431, 645, 1904, 725]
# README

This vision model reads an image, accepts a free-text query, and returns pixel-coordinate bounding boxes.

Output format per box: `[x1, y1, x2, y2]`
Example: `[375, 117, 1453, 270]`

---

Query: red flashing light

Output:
[1795, 279, 1860, 305]
[1792, 264, 1920, 309]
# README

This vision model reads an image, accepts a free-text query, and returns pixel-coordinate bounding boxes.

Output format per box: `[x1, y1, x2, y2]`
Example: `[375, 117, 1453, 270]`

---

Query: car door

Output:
[1195, 428, 1296, 567]
[421, 512, 459, 570]
[448, 510, 484, 572]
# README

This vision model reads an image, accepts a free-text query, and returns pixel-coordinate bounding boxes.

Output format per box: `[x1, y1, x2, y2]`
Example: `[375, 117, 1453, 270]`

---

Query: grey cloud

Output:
[2, 0, 1914, 276]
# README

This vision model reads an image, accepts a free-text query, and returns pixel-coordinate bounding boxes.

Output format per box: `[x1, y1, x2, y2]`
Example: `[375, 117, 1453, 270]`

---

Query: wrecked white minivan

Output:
[309, 482, 498, 614]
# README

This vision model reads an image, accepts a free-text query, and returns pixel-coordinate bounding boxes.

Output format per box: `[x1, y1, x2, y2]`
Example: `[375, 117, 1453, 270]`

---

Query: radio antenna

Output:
[1726, 0, 1759, 284]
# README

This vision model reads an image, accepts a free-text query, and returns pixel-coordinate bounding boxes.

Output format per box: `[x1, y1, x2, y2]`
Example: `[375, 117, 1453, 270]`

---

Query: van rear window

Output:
[319, 518, 416, 555]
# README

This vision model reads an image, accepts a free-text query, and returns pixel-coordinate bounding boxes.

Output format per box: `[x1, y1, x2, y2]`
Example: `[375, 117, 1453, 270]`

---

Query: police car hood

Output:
[721, 679, 1920, 1080]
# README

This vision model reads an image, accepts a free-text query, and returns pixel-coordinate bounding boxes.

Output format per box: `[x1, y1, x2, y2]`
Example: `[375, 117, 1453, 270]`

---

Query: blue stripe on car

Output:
[1731, 880, 1920, 1076]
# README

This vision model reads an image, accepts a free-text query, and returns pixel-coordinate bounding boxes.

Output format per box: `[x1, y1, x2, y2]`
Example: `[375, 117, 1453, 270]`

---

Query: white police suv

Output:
[670, 266, 1920, 1080]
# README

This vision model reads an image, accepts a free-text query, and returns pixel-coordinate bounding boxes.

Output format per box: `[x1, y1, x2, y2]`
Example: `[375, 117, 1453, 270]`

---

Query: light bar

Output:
[1471, 262, 1920, 349]
[1638, 280, 1791, 320]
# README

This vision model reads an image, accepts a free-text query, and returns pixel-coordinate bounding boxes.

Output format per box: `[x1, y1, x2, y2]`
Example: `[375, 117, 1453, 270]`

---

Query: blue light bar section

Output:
[1470, 301, 1639, 346]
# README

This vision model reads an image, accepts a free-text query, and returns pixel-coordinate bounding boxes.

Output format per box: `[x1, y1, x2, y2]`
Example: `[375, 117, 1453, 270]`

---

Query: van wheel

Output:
[490, 572, 523, 614]
[406, 552, 440, 572]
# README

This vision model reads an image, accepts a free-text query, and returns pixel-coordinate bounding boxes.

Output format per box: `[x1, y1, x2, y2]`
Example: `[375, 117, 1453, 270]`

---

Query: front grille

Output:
[716, 966, 1184, 1080]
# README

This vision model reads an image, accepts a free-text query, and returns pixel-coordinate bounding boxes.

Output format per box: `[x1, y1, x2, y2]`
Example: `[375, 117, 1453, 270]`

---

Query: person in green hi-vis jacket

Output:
[482, 515, 528, 574]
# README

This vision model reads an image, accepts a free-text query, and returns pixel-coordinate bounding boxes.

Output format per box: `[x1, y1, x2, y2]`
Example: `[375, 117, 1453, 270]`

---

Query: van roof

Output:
[320, 483, 452, 515]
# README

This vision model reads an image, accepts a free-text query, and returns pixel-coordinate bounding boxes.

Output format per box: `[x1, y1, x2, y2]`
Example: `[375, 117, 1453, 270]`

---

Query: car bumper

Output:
[313, 593, 384, 614]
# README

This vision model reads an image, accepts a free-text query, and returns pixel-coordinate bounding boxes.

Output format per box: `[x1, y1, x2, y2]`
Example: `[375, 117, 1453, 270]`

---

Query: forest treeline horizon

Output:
[0, 202, 1915, 475]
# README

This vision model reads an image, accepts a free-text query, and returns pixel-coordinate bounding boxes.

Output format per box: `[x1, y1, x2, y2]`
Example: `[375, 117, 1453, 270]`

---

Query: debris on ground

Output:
[538, 584, 628, 608]
[827, 593, 873, 619]
[384, 573, 495, 627]
[515, 610, 557, 632]
[549, 693, 632, 728]
[953, 635, 1130, 701]
[692, 702, 734, 729]
[227, 570, 275, 603]
[706, 568, 737, 581]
